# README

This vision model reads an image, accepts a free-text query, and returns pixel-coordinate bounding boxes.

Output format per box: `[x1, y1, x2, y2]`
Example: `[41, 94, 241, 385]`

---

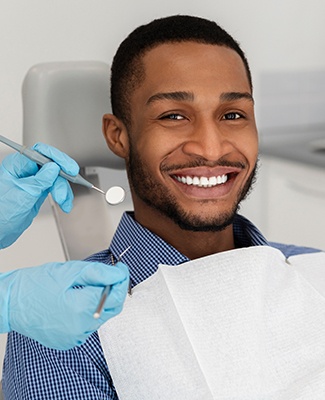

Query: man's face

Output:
[125, 42, 258, 232]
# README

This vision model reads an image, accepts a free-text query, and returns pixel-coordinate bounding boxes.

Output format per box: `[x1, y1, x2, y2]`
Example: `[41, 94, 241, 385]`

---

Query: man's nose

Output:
[182, 118, 234, 161]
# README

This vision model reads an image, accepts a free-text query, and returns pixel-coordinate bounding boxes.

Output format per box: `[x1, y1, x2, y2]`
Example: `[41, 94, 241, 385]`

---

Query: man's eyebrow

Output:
[220, 92, 254, 103]
[146, 91, 194, 105]
[146, 91, 254, 105]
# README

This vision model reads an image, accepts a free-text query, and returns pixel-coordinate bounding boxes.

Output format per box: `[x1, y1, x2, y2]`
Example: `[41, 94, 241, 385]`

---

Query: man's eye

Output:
[222, 112, 242, 120]
[160, 113, 184, 120]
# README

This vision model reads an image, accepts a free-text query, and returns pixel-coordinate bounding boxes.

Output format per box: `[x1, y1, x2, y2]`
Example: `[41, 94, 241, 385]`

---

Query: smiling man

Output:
[3, 15, 323, 400]
[103, 38, 258, 259]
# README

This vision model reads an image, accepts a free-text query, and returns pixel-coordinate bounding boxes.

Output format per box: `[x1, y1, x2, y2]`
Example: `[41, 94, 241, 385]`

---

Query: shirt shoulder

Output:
[270, 241, 323, 258]
[84, 248, 111, 263]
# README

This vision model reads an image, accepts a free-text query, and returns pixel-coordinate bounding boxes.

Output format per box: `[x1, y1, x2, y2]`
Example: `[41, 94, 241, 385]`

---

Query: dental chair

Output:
[22, 61, 132, 260]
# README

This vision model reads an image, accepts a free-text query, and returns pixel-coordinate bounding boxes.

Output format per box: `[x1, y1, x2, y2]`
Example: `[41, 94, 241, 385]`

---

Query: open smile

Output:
[168, 166, 244, 199]
[172, 173, 228, 188]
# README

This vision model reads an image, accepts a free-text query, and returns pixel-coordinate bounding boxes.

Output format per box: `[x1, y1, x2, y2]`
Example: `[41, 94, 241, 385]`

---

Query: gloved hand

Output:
[0, 142, 79, 249]
[0, 260, 129, 350]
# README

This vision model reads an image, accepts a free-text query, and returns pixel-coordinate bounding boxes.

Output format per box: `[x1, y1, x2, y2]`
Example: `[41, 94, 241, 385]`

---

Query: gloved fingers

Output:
[87, 283, 128, 328]
[104, 278, 129, 309]
[101, 304, 124, 322]
[5, 261, 129, 350]
[0, 181, 48, 222]
[32, 192, 49, 214]
[87, 304, 124, 331]
[114, 261, 130, 276]
[75, 261, 130, 287]
[50, 176, 74, 213]
[70, 283, 127, 311]
[5, 263, 128, 350]
[1, 155, 63, 198]
[1, 153, 39, 178]
[0, 183, 48, 249]
[13, 162, 61, 197]
[64, 285, 126, 333]
[33, 142, 79, 176]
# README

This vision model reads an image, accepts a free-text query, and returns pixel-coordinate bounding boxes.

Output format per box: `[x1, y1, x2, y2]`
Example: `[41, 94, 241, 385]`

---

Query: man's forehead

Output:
[138, 42, 251, 93]
[140, 41, 247, 80]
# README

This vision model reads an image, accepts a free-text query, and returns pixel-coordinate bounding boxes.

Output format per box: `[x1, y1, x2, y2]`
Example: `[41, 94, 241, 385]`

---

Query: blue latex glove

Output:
[0, 260, 129, 350]
[0, 142, 79, 249]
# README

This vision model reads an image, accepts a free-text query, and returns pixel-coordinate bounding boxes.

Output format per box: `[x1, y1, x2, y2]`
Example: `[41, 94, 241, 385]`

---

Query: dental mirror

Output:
[105, 186, 126, 205]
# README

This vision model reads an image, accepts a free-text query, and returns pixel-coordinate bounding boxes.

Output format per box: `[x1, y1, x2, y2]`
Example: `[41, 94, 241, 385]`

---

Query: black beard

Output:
[127, 142, 258, 232]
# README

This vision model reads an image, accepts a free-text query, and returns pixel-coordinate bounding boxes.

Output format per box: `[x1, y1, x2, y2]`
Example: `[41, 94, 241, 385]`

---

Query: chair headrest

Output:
[22, 61, 125, 169]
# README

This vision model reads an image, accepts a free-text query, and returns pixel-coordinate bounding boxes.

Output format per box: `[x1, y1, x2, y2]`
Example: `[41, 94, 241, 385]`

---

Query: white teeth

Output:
[200, 177, 209, 187]
[174, 174, 228, 187]
[192, 176, 200, 185]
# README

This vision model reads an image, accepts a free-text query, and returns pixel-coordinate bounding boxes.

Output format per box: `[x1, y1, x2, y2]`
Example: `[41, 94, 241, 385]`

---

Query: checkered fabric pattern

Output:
[2, 212, 319, 399]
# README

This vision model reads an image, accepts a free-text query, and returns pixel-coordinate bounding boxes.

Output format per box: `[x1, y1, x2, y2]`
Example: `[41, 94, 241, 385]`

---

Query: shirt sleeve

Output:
[2, 331, 118, 400]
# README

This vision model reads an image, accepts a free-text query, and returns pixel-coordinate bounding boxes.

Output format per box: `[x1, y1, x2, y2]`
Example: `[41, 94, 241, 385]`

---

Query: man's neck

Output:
[168, 227, 235, 260]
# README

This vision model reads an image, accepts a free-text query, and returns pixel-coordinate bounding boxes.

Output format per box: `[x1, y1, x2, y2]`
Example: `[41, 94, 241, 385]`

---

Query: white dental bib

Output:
[99, 246, 325, 400]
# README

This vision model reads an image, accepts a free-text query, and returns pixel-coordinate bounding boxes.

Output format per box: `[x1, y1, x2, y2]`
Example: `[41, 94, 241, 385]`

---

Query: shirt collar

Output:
[109, 212, 269, 287]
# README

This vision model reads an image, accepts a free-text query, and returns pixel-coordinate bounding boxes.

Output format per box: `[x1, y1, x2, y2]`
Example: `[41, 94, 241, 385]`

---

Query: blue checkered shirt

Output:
[2, 212, 319, 399]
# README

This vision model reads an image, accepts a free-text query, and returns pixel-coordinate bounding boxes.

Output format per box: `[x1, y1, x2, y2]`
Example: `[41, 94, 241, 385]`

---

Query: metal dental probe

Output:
[0, 134, 105, 194]
[93, 245, 132, 319]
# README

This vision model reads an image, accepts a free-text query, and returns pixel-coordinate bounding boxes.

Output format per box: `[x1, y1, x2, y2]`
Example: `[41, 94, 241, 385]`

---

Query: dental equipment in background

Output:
[0, 134, 126, 205]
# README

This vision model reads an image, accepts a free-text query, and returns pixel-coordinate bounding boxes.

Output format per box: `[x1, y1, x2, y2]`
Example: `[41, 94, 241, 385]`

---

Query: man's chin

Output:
[165, 208, 237, 233]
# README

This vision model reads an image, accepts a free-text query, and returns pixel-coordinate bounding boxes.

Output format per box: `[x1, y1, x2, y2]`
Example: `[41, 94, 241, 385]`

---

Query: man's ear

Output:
[102, 114, 129, 158]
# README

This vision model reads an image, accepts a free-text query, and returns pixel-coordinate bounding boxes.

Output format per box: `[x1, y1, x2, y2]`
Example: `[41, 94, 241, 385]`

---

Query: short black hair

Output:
[110, 14, 252, 128]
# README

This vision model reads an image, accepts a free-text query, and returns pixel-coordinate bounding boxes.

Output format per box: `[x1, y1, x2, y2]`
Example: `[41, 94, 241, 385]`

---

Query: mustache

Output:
[161, 157, 246, 173]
